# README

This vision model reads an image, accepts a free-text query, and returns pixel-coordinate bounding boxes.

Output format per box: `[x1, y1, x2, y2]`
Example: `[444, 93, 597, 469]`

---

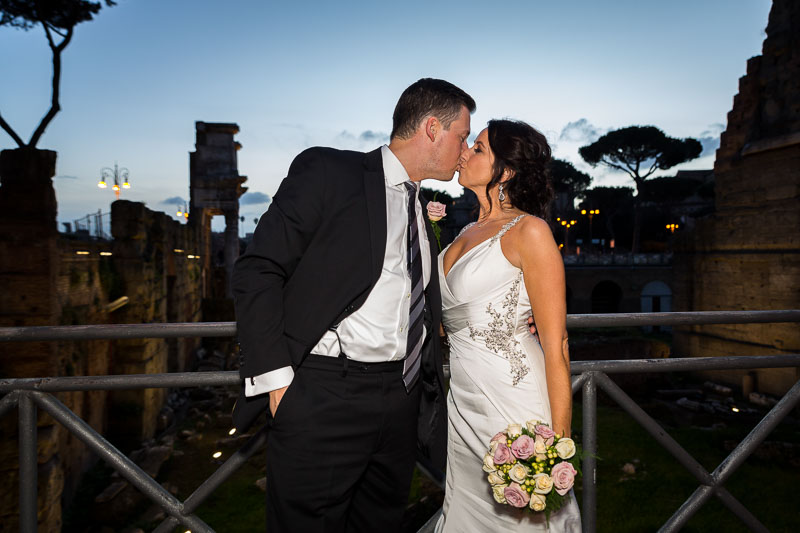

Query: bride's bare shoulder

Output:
[514, 215, 554, 244]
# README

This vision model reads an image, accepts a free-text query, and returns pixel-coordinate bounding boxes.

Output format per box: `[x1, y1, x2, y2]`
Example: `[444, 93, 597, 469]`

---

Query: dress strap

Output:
[455, 221, 476, 239]
[490, 214, 529, 244]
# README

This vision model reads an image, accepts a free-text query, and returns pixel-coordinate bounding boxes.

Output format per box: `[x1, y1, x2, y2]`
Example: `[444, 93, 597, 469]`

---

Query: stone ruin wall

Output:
[0, 149, 204, 530]
[674, 0, 800, 396]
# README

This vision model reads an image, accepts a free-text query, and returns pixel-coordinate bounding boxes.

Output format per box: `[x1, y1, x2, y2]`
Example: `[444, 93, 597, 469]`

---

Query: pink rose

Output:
[510, 434, 535, 460]
[493, 442, 513, 465]
[534, 424, 556, 441]
[551, 461, 577, 496]
[503, 482, 530, 508]
[427, 201, 446, 222]
[490, 431, 507, 444]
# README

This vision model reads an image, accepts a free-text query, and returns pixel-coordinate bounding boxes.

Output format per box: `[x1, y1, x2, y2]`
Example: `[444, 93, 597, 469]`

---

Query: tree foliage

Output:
[578, 126, 701, 252]
[578, 126, 702, 187]
[0, 0, 115, 148]
[549, 158, 592, 196]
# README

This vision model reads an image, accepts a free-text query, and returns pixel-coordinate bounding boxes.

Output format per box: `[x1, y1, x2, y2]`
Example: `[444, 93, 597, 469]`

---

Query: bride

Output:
[435, 119, 581, 531]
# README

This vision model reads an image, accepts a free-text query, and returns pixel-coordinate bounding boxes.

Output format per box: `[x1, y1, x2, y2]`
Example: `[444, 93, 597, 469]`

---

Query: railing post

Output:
[582, 372, 597, 533]
[18, 391, 38, 533]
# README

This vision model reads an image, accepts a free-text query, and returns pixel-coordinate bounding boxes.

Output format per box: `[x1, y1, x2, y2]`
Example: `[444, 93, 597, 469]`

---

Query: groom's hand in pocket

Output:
[269, 386, 289, 417]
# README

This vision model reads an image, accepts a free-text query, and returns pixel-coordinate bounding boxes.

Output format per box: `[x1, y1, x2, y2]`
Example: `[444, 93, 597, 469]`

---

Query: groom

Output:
[232, 78, 475, 532]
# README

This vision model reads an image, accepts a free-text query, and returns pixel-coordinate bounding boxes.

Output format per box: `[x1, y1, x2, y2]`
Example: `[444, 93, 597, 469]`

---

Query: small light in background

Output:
[212, 451, 222, 459]
[75, 250, 90, 255]
[99, 251, 112, 257]
[187, 255, 195, 259]
[731, 407, 740, 413]
[228, 428, 236, 436]
[173, 249, 184, 253]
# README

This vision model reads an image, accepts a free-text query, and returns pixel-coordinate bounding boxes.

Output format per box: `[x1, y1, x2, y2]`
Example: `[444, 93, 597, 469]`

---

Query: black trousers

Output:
[265, 354, 421, 533]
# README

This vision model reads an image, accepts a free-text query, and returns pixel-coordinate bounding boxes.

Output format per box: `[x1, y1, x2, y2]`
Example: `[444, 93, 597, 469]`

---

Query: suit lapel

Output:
[363, 148, 387, 285]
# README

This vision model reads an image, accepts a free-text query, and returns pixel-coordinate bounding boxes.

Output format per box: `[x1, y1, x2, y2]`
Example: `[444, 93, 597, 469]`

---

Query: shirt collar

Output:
[381, 145, 415, 189]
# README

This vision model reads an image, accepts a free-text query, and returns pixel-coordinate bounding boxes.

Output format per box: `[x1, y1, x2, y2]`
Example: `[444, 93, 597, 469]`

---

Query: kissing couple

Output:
[232, 78, 581, 532]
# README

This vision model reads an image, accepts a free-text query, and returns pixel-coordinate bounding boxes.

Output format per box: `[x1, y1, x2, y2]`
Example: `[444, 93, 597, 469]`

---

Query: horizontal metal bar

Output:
[571, 354, 800, 374]
[31, 391, 214, 533]
[1, 310, 797, 342]
[0, 321, 236, 342]
[0, 371, 240, 393]
[1, 356, 797, 394]
[566, 309, 800, 328]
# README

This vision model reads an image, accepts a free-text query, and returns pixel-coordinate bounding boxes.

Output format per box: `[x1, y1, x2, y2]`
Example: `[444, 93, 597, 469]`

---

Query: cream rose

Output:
[487, 472, 506, 486]
[506, 423, 523, 438]
[489, 440, 500, 455]
[483, 452, 497, 472]
[555, 437, 576, 459]
[526, 419, 543, 434]
[508, 462, 530, 484]
[532, 473, 553, 494]
[492, 483, 508, 504]
[533, 435, 548, 461]
[529, 492, 547, 512]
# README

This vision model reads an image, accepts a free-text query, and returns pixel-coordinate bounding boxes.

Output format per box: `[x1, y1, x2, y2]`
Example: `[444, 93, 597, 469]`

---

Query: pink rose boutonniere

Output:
[427, 200, 447, 250]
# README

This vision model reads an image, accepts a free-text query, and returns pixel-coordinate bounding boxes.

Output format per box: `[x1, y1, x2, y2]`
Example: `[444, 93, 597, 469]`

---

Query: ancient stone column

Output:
[0, 148, 64, 531]
[224, 210, 240, 297]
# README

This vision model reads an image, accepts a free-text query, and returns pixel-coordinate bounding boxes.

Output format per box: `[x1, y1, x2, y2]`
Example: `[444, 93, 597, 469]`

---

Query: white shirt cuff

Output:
[244, 366, 295, 397]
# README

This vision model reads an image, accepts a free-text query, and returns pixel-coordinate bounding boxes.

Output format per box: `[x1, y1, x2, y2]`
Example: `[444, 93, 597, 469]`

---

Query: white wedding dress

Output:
[435, 215, 582, 532]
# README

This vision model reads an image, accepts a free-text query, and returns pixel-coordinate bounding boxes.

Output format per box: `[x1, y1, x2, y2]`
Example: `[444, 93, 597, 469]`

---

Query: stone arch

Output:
[640, 280, 672, 313]
[591, 280, 622, 313]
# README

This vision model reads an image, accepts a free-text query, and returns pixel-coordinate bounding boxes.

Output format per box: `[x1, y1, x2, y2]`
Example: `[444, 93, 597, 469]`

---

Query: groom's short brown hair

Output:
[391, 78, 476, 140]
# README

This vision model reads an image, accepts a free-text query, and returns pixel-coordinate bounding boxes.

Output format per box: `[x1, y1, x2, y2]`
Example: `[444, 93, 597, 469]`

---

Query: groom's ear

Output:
[425, 116, 439, 142]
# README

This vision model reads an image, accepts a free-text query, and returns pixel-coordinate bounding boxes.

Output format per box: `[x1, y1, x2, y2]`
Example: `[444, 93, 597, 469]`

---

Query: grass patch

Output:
[573, 401, 800, 532]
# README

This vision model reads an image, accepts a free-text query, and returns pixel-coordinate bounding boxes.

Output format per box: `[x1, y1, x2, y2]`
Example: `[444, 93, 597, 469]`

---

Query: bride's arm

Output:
[505, 216, 571, 436]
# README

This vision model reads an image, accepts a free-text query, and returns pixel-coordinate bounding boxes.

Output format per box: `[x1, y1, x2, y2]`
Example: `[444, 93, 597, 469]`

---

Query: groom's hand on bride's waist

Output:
[527, 316, 540, 341]
[269, 386, 289, 417]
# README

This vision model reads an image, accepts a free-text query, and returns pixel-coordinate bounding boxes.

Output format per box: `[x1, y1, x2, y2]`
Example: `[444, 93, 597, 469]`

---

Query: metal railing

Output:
[1, 310, 799, 532]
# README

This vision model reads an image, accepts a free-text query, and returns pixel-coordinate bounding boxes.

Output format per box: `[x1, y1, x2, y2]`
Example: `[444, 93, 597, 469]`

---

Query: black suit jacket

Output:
[231, 146, 447, 472]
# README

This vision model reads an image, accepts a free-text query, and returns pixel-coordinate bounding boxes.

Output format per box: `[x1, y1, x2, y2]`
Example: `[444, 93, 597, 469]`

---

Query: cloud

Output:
[697, 123, 725, 157]
[162, 196, 186, 206]
[559, 119, 605, 144]
[240, 191, 271, 205]
[334, 129, 390, 149]
[358, 130, 389, 144]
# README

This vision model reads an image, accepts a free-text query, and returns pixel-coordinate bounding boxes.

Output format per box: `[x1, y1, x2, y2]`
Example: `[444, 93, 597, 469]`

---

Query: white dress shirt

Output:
[245, 145, 431, 397]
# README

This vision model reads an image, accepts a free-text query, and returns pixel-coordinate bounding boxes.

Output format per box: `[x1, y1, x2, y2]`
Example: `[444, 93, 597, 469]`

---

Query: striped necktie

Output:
[403, 181, 425, 391]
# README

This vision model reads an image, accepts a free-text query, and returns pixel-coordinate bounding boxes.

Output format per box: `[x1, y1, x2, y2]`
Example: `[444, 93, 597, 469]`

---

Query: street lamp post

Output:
[557, 217, 577, 254]
[581, 209, 600, 252]
[97, 163, 131, 199]
[666, 223, 680, 252]
[176, 201, 189, 221]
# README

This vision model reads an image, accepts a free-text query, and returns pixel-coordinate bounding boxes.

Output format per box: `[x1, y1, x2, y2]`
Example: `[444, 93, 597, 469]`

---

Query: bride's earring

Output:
[498, 183, 506, 202]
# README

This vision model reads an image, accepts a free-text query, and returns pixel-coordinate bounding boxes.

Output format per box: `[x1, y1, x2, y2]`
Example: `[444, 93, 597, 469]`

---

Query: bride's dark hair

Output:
[485, 119, 553, 219]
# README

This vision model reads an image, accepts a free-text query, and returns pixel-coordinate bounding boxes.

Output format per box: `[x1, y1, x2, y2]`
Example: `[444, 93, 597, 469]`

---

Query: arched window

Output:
[641, 280, 672, 332]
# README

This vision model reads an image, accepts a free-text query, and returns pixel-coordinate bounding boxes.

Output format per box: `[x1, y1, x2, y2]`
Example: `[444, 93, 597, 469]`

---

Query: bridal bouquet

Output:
[483, 420, 581, 516]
